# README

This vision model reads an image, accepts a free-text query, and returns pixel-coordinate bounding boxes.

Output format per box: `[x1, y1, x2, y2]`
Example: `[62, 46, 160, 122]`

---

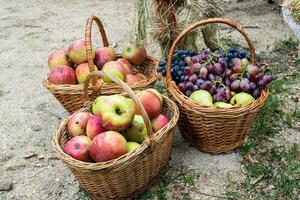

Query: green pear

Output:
[190, 90, 213, 106]
[214, 102, 234, 108]
[126, 142, 140, 152]
[123, 115, 147, 144]
[230, 92, 255, 106]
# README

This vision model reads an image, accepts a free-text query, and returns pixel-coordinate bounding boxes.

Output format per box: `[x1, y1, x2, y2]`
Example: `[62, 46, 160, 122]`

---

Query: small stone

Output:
[31, 125, 41, 131]
[23, 153, 38, 159]
[0, 180, 13, 191]
[38, 154, 44, 159]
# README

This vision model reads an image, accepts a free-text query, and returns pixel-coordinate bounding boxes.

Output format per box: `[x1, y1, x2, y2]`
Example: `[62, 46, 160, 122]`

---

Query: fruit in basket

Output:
[137, 73, 147, 80]
[137, 90, 162, 119]
[89, 131, 128, 162]
[92, 95, 135, 131]
[122, 43, 147, 66]
[75, 63, 98, 84]
[230, 92, 255, 106]
[126, 74, 141, 83]
[48, 65, 77, 84]
[86, 116, 106, 139]
[68, 112, 92, 136]
[147, 89, 163, 104]
[94, 47, 117, 68]
[190, 90, 213, 106]
[214, 102, 233, 108]
[117, 58, 133, 69]
[126, 142, 140, 152]
[48, 49, 71, 70]
[151, 114, 169, 132]
[101, 61, 127, 83]
[123, 115, 147, 144]
[68, 39, 95, 65]
[63, 135, 92, 162]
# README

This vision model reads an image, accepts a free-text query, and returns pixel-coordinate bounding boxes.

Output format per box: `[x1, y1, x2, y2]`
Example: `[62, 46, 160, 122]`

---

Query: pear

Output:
[230, 92, 255, 106]
[190, 90, 213, 106]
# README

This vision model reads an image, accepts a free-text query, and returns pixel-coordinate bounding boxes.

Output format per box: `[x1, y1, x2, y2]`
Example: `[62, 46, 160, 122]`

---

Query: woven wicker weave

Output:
[165, 18, 269, 154]
[43, 16, 158, 113]
[53, 71, 179, 199]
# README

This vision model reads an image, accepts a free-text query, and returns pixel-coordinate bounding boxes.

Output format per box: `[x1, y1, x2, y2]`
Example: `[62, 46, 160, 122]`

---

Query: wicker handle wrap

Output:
[85, 16, 109, 72]
[166, 18, 256, 83]
[83, 71, 154, 147]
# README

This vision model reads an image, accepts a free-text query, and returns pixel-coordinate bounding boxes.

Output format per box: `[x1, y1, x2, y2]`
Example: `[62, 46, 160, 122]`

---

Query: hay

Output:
[288, 0, 300, 24]
[132, 0, 224, 57]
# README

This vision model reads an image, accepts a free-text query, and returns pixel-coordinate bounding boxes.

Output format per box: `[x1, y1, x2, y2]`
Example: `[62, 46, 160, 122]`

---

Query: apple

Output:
[94, 47, 117, 68]
[117, 58, 132, 69]
[137, 90, 162, 119]
[48, 65, 77, 84]
[89, 131, 128, 162]
[48, 49, 71, 70]
[63, 135, 92, 162]
[122, 43, 147, 66]
[68, 39, 95, 65]
[214, 102, 234, 108]
[146, 89, 163, 104]
[123, 115, 147, 144]
[126, 74, 141, 83]
[137, 73, 146, 80]
[126, 142, 140, 152]
[230, 92, 255, 106]
[101, 61, 126, 83]
[151, 114, 169, 132]
[75, 63, 98, 84]
[86, 115, 106, 139]
[92, 95, 135, 131]
[67, 112, 92, 136]
[190, 90, 213, 106]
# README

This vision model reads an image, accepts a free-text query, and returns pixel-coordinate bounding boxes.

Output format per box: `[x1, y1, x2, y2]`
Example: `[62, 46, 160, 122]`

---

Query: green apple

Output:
[123, 115, 147, 144]
[190, 90, 213, 106]
[230, 92, 255, 106]
[214, 102, 234, 108]
[101, 61, 125, 83]
[126, 142, 140, 152]
[92, 95, 135, 131]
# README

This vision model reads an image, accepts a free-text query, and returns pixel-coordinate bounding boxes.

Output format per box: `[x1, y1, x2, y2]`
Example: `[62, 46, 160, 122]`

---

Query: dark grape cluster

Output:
[157, 47, 272, 103]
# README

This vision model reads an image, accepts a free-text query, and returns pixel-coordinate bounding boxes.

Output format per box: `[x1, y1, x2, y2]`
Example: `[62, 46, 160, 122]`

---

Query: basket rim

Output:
[52, 94, 179, 171]
[43, 55, 159, 94]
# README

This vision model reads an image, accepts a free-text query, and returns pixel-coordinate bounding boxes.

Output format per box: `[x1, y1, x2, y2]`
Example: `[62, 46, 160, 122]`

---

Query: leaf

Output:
[248, 153, 259, 164]
[250, 174, 264, 185]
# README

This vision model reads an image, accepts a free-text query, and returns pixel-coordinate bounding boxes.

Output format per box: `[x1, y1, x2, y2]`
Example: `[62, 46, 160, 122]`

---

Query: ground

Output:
[0, 0, 299, 200]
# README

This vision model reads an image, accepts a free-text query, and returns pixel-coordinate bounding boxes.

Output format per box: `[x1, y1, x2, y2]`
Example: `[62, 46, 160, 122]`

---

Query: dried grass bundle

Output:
[288, 0, 300, 23]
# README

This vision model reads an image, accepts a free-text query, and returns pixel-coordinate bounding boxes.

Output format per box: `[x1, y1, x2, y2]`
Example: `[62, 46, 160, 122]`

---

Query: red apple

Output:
[146, 89, 163, 104]
[89, 131, 128, 162]
[67, 112, 92, 136]
[75, 63, 98, 84]
[86, 115, 106, 139]
[102, 61, 126, 83]
[48, 49, 71, 70]
[125, 74, 141, 83]
[151, 114, 170, 132]
[137, 89, 162, 119]
[122, 43, 147, 66]
[94, 47, 117, 69]
[68, 39, 95, 65]
[48, 65, 76, 84]
[117, 58, 132, 69]
[63, 135, 92, 162]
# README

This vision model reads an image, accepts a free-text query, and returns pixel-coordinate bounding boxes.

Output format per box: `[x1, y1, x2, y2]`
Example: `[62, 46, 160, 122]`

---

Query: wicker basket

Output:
[43, 16, 158, 113]
[164, 18, 269, 154]
[52, 70, 179, 199]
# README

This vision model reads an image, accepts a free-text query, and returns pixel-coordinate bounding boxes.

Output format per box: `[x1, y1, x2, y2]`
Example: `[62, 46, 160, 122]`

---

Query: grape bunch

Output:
[225, 48, 248, 68]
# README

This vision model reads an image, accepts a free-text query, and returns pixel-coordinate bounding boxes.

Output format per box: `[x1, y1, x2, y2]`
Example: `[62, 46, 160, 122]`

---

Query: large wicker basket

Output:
[52, 71, 179, 199]
[165, 18, 269, 154]
[43, 16, 158, 113]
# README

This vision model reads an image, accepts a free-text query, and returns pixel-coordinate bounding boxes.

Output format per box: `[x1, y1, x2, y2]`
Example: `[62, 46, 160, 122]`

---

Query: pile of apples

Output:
[63, 88, 170, 162]
[47, 39, 148, 85]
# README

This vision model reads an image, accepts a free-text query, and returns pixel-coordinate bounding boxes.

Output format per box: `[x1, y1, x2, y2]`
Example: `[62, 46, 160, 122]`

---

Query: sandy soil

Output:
[0, 0, 295, 199]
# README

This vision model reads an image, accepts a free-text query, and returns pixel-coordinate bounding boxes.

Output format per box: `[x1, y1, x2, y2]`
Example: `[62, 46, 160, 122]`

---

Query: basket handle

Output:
[166, 18, 256, 83]
[85, 16, 109, 73]
[83, 71, 155, 148]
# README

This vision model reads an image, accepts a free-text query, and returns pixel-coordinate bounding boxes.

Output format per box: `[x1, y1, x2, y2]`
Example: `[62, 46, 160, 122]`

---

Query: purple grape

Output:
[225, 78, 231, 87]
[249, 82, 256, 90]
[209, 85, 216, 95]
[208, 73, 215, 81]
[230, 74, 239, 81]
[199, 67, 208, 79]
[192, 56, 200, 64]
[186, 81, 193, 90]
[252, 89, 261, 99]
[185, 90, 192, 97]
[191, 63, 201, 71]
[250, 74, 261, 83]
[225, 69, 233, 77]
[184, 75, 189, 81]
[262, 75, 273, 84]
[178, 83, 186, 91]
[201, 81, 212, 90]
[230, 80, 241, 91]
[207, 64, 214, 72]
[232, 65, 243, 73]
[257, 80, 266, 88]
[214, 63, 223, 75]
[215, 75, 222, 81]
[204, 48, 211, 54]
[184, 66, 193, 75]
[189, 74, 197, 83]
[240, 79, 250, 92]
[246, 64, 260, 76]
[232, 58, 241, 66]
[192, 85, 199, 91]
[225, 89, 232, 101]
[196, 79, 204, 87]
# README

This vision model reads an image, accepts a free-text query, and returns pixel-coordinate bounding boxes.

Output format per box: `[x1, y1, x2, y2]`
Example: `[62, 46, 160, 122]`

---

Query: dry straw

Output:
[52, 70, 179, 199]
[288, 0, 300, 23]
[165, 18, 269, 154]
[43, 16, 159, 113]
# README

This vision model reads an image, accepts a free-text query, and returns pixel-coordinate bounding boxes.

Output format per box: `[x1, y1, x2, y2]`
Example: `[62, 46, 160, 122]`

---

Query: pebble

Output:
[23, 153, 38, 159]
[38, 154, 44, 159]
[31, 125, 41, 131]
[0, 180, 13, 191]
